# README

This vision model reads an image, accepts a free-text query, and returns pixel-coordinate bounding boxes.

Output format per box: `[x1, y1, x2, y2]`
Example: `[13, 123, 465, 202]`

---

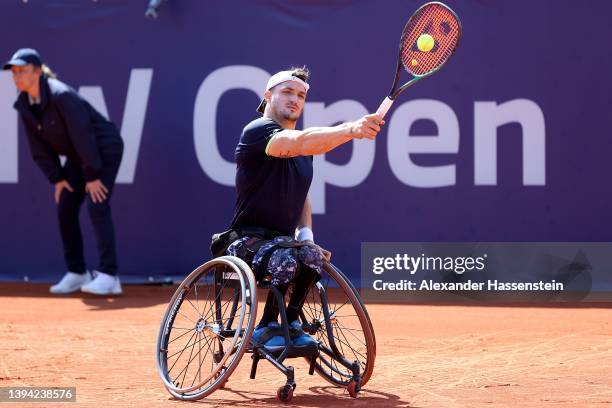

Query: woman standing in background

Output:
[4, 48, 124, 295]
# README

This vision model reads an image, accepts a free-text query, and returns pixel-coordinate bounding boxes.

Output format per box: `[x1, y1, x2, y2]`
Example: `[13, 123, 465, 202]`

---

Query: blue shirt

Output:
[230, 117, 313, 235]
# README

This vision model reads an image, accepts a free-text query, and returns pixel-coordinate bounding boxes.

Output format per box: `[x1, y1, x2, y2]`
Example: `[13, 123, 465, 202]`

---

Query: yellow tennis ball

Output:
[417, 34, 435, 52]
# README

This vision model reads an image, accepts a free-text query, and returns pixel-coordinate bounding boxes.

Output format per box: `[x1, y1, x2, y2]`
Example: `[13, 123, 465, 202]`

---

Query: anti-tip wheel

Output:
[214, 368, 228, 388]
[277, 384, 293, 403]
[347, 380, 360, 398]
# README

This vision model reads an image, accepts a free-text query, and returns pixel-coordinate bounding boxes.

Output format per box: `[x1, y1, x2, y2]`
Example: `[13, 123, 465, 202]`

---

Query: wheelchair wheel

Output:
[297, 262, 376, 387]
[156, 256, 257, 400]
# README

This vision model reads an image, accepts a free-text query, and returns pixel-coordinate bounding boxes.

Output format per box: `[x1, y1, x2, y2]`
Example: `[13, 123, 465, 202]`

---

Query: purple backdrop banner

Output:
[0, 1, 611, 286]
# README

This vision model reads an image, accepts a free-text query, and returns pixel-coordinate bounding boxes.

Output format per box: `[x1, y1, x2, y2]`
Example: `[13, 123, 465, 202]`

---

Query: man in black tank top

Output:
[227, 67, 384, 347]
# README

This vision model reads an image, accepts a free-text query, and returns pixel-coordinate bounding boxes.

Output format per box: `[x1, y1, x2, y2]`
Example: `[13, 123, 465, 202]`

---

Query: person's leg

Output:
[57, 161, 87, 273]
[286, 266, 318, 323]
[258, 283, 289, 326]
[286, 245, 324, 323]
[229, 239, 310, 329]
[226, 237, 286, 327]
[87, 144, 123, 276]
[50, 161, 89, 294]
[250, 243, 320, 347]
[258, 246, 299, 326]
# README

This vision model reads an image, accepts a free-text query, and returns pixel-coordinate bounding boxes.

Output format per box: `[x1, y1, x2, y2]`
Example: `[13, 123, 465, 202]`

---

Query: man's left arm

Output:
[295, 196, 331, 261]
[296, 195, 313, 239]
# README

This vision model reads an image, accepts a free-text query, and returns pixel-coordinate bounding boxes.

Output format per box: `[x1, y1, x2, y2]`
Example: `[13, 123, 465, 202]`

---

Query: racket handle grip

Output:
[376, 96, 394, 119]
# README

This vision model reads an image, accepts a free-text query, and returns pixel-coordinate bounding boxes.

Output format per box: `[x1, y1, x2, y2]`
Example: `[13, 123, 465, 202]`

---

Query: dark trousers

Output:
[259, 265, 319, 326]
[57, 144, 123, 275]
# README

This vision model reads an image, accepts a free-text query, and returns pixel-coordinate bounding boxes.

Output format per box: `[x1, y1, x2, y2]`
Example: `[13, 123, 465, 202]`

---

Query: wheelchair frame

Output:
[156, 255, 375, 402]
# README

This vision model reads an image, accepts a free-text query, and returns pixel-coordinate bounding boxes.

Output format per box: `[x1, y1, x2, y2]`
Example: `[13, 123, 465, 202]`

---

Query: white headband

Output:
[265, 70, 310, 92]
[257, 70, 310, 113]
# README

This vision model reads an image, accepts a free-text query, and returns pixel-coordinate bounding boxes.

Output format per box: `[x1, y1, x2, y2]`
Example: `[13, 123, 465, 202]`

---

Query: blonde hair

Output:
[41, 64, 57, 79]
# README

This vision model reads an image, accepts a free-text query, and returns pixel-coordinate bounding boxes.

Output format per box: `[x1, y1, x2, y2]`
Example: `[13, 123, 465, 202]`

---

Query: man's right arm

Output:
[265, 113, 384, 158]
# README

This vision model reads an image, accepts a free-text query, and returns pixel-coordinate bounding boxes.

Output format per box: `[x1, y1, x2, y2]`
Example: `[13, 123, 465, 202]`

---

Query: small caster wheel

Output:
[214, 367, 228, 388]
[347, 380, 360, 398]
[277, 384, 293, 402]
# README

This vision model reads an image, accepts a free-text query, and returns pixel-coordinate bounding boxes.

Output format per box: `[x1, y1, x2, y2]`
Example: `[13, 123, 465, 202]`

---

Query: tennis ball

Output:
[417, 34, 435, 52]
[411, 59, 418, 66]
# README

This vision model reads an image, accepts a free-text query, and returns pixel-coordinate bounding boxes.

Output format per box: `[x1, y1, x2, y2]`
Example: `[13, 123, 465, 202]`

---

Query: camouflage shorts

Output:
[226, 236, 323, 286]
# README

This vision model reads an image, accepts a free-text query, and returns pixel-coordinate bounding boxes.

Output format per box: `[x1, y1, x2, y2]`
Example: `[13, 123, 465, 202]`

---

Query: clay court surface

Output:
[1, 283, 611, 408]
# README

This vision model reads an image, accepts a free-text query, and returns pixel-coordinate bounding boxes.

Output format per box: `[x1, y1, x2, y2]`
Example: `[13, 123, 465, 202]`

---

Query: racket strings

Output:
[400, 3, 460, 76]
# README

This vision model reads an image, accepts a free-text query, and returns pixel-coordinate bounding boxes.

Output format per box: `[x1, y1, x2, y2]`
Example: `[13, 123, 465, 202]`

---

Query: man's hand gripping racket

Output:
[376, 2, 462, 119]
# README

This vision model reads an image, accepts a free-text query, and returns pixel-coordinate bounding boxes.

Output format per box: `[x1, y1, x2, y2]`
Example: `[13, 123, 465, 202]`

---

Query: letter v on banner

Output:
[78, 69, 153, 184]
[0, 71, 18, 183]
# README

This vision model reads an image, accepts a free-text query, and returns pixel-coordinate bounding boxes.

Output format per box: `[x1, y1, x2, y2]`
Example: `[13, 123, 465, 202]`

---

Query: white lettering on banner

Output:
[79, 87, 108, 114]
[193, 65, 269, 186]
[79, 69, 153, 183]
[387, 99, 459, 187]
[303, 100, 373, 213]
[1, 64, 547, 206]
[0, 72, 18, 183]
[474, 99, 546, 185]
[191, 67, 545, 214]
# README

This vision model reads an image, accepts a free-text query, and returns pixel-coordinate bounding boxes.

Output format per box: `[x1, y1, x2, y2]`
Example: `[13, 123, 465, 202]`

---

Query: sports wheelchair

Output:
[156, 255, 376, 402]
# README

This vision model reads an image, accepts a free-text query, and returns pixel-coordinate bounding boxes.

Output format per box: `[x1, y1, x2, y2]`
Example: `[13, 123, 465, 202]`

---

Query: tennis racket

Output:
[376, 2, 461, 119]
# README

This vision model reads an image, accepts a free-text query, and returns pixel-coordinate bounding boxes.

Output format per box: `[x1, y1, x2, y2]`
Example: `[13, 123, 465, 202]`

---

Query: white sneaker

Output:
[81, 271, 122, 295]
[50, 271, 92, 294]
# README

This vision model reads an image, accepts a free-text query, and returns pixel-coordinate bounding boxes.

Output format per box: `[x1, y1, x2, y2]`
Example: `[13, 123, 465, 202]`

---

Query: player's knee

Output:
[269, 248, 298, 271]
[267, 248, 299, 285]
[297, 245, 324, 272]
